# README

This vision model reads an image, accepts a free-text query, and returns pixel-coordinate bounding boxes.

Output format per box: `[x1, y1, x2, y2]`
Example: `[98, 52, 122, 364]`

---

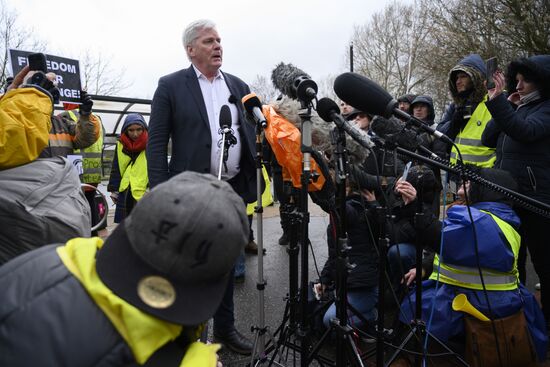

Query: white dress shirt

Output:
[193, 65, 242, 180]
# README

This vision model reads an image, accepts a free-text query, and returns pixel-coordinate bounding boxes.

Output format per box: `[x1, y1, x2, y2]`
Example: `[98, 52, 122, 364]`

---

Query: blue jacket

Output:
[400, 201, 548, 361]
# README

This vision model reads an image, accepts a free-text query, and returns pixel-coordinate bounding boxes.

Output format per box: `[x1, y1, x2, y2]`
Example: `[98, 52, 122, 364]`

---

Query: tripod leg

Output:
[344, 332, 365, 367]
[200, 320, 209, 343]
[385, 326, 417, 367]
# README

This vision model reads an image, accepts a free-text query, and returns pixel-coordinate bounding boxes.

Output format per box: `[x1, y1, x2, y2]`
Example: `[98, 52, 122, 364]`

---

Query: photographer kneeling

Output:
[313, 171, 380, 336]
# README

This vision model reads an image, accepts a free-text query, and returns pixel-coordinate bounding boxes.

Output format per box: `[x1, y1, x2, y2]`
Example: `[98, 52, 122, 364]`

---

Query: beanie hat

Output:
[122, 113, 148, 132]
[96, 171, 249, 325]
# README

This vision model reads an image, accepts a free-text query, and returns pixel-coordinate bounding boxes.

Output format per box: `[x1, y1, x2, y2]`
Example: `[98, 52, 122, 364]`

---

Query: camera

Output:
[27, 53, 48, 73]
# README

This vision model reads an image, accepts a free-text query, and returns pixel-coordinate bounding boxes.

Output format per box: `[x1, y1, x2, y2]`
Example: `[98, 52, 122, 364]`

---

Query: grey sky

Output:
[10, 0, 398, 99]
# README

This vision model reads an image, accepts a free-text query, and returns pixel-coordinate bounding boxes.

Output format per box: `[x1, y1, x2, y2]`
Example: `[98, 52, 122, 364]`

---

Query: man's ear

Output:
[187, 45, 194, 58]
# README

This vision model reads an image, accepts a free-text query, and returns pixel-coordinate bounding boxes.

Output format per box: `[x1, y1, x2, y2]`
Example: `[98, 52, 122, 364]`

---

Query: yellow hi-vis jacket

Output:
[117, 142, 148, 201]
[247, 165, 273, 216]
[430, 210, 520, 291]
[68, 110, 104, 184]
[0, 88, 52, 169]
[450, 96, 496, 167]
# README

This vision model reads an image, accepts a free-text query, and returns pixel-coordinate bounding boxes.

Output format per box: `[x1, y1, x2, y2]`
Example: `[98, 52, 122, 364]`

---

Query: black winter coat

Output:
[482, 94, 550, 204]
[0, 245, 136, 367]
[320, 194, 379, 289]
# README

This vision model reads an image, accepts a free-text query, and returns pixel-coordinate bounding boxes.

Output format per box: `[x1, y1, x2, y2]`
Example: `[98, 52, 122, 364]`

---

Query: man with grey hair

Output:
[147, 19, 257, 355]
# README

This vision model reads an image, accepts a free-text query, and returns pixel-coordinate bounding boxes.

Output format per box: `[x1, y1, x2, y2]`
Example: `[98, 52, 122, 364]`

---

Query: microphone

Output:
[271, 62, 318, 102]
[218, 104, 236, 178]
[219, 104, 232, 131]
[241, 93, 267, 128]
[370, 115, 424, 152]
[228, 94, 238, 104]
[317, 97, 374, 150]
[334, 72, 454, 145]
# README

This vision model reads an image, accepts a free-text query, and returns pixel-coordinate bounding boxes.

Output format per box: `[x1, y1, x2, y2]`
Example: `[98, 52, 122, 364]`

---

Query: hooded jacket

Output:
[438, 54, 488, 127]
[482, 55, 550, 204]
[321, 194, 379, 289]
[409, 95, 435, 123]
[0, 157, 90, 264]
[437, 55, 495, 166]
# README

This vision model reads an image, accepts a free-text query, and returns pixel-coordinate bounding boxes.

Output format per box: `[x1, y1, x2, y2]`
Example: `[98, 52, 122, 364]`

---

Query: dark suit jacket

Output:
[147, 65, 257, 203]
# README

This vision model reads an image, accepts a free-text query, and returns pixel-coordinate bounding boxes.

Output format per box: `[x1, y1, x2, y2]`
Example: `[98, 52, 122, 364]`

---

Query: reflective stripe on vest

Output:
[429, 210, 520, 291]
[117, 142, 148, 201]
[69, 110, 104, 183]
[450, 97, 496, 168]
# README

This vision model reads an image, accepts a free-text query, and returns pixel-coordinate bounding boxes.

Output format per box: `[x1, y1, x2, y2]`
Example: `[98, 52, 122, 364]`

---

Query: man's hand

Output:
[361, 188, 376, 202]
[508, 91, 521, 106]
[110, 192, 119, 204]
[79, 90, 93, 116]
[402, 268, 417, 287]
[395, 179, 417, 205]
[488, 70, 506, 100]
[313, 283, 326, 300]
[7, 66, 30, 91]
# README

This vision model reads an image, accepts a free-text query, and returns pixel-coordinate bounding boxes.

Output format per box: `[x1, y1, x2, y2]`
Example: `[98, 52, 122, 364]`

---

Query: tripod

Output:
[384, 173, 468, 367]
[268, 101, 320, 367]
[306, 125, 367, 367]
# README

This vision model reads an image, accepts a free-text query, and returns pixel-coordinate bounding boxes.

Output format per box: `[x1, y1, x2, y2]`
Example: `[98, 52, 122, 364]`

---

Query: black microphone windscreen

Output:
[219, 104, 232, 128]
[370, 116, 404, 137]
[316, 97, 340, 123]
[228, 94, 238, 104]
[370, 116, 422, 151]
[271, 62, 311, 99]
[334, 73, 397, 118]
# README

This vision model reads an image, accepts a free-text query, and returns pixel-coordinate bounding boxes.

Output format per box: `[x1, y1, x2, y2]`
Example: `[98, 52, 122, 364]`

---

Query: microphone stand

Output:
[307, 126, 366, 366]
[297, 100, 314, 367]
[249, 119, 282, 366]
[383, 175, 468, 367]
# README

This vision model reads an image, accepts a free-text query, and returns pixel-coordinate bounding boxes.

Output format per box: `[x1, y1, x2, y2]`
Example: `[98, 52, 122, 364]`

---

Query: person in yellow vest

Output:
[437, 54, 496, 168]
[65, 109, 105, 235]
[398, 168, 548, 363]
[108, 113, 148, 223]
[0, 171, 247, 367]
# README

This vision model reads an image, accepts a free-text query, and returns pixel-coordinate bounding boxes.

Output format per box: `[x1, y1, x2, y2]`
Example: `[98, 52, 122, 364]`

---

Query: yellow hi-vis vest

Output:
[450, 96, 496, 167]
[429, 211, 521, 291]
[69, 110, 104, 183]
[247, 165, 273, 216]
[117, 142, 148, 201]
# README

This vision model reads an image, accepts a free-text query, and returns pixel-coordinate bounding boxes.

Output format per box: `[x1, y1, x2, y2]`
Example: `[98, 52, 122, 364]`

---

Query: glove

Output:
[79, 90, 93, 116]
[449, 106, 468, 131]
